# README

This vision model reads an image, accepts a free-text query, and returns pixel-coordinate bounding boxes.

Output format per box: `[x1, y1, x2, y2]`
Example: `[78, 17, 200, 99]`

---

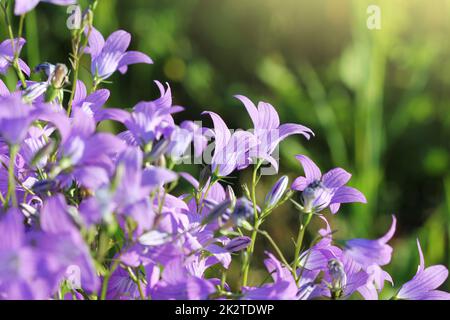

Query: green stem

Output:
[6, 145, 18, 208]
[292, 212, 313, 280]
[100, 258, 121, 300]
[135, 268, 145, 300]
[2, 6, 27, 88]
[241, 161, 262, 287]
[257, 229, 295, 278]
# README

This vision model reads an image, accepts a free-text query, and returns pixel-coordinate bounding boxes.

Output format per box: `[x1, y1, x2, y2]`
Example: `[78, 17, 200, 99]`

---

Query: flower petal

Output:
[256, 101, 280, 130]
[331, 186, 367, 204]
[291, 176, 308, 191]
[104, 30, 131, 54]
[117, 51, 153, 74]
[234, 95, 259, 128]
[86, 26, 105, 59]
[322, 168, 351, 189]
[14, 0, 40, 15]
[295, 155, 322, 182]
[378, 215, 397, 243]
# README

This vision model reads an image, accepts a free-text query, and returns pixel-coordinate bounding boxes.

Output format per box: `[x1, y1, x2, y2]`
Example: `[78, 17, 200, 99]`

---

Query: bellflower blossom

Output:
[119, 81, 183, 147]
[0, 3, 448, 301]
[86, 27, 153, 81]
[14, 0, 76, 15]
[291, 155, 366, 214]
[203, 111, 257, 177]
[0, 94, 35, 145]
[344, 215, 397, 268]
[235, 95, 313, 172]
[396, 240, 450, 300]
[0, 38, 30, 76]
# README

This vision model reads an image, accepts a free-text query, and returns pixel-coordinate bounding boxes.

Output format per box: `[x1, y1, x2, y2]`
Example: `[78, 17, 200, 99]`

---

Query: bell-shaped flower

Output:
[396, 239, 450, 300]
[203, 111, 257, 177]
[86, 27, 153, 81]
[14, 0, 76, 15]
[0, 94, 35, 145]
[291, 155, 366, 214]
[344, 215, 397, 268]
[0, 38, 30, 76]
[235, 95, 313, 172]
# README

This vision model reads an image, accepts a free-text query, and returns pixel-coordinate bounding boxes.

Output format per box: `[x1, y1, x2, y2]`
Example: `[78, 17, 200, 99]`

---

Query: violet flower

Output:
[119, 81, 183, 147]
[14, 0, 76, 15]
[72, 80, 129, 123]
[86, 27, 153, 81]
[203, 111, 257, 177]
[344, 215, 396, 268]
[396, 239, 450, 300]
[151, 258, 216, 300]
[235, 95, 313, 172]
[0, 38, 30, 76]
[0, 94, 35, 145]
[291, 155, 366, 214]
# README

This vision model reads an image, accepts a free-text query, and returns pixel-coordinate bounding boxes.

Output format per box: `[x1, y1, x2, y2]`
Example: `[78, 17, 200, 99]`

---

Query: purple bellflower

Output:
[14, 0, 76, 15]
[396, 239, 450, 300]
[235, 95, 313, 172]
[119, 81, 183, 147]
[151, 258, 216, 300]
[86, 27, 153, 81]
[291, 155, 366, 214]
[344, 215, 396, 268]
[203, 111, 257, 177]
[0, 94, 35, 145]
[0, 38, 30, 76]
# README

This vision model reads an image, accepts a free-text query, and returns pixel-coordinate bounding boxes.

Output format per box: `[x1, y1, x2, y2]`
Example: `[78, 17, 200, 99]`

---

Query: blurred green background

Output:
[1, 0, 449, 295]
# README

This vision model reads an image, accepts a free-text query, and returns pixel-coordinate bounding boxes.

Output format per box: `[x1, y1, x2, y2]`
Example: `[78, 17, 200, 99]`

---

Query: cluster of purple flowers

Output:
[0, 1, 448, 300]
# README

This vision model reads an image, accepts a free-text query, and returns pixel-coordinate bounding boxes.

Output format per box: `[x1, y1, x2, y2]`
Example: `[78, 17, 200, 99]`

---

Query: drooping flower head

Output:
[291, 155, 366, 214]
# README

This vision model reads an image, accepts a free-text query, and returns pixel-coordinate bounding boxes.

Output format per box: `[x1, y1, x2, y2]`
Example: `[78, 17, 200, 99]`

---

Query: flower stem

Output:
[100, 258, 121, 300]
[6, 145, 19, 208]
[1, 5, 27, 88]
[241, 160, 262, 287]
[67, 25, 92, 116]
[292, 212, 313, 280]
[257, 229, 294, 277]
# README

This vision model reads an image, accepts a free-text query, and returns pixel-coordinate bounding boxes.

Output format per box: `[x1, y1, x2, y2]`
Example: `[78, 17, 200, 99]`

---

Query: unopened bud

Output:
[265, 175, 288, 209]
[224, 236, 251, 252]
[231, 197, 253, 226]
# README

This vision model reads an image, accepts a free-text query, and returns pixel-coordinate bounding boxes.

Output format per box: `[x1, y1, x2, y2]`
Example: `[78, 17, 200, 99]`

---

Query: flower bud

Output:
[145, 139, 170, 163]
[231, 197, 253, 226]
[201, 199, 231, 226]
[226, 185, 236, 208]
[264, 175, 288, 208]
[31, 179, 58, 196]
[225, 236, 251, 252]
